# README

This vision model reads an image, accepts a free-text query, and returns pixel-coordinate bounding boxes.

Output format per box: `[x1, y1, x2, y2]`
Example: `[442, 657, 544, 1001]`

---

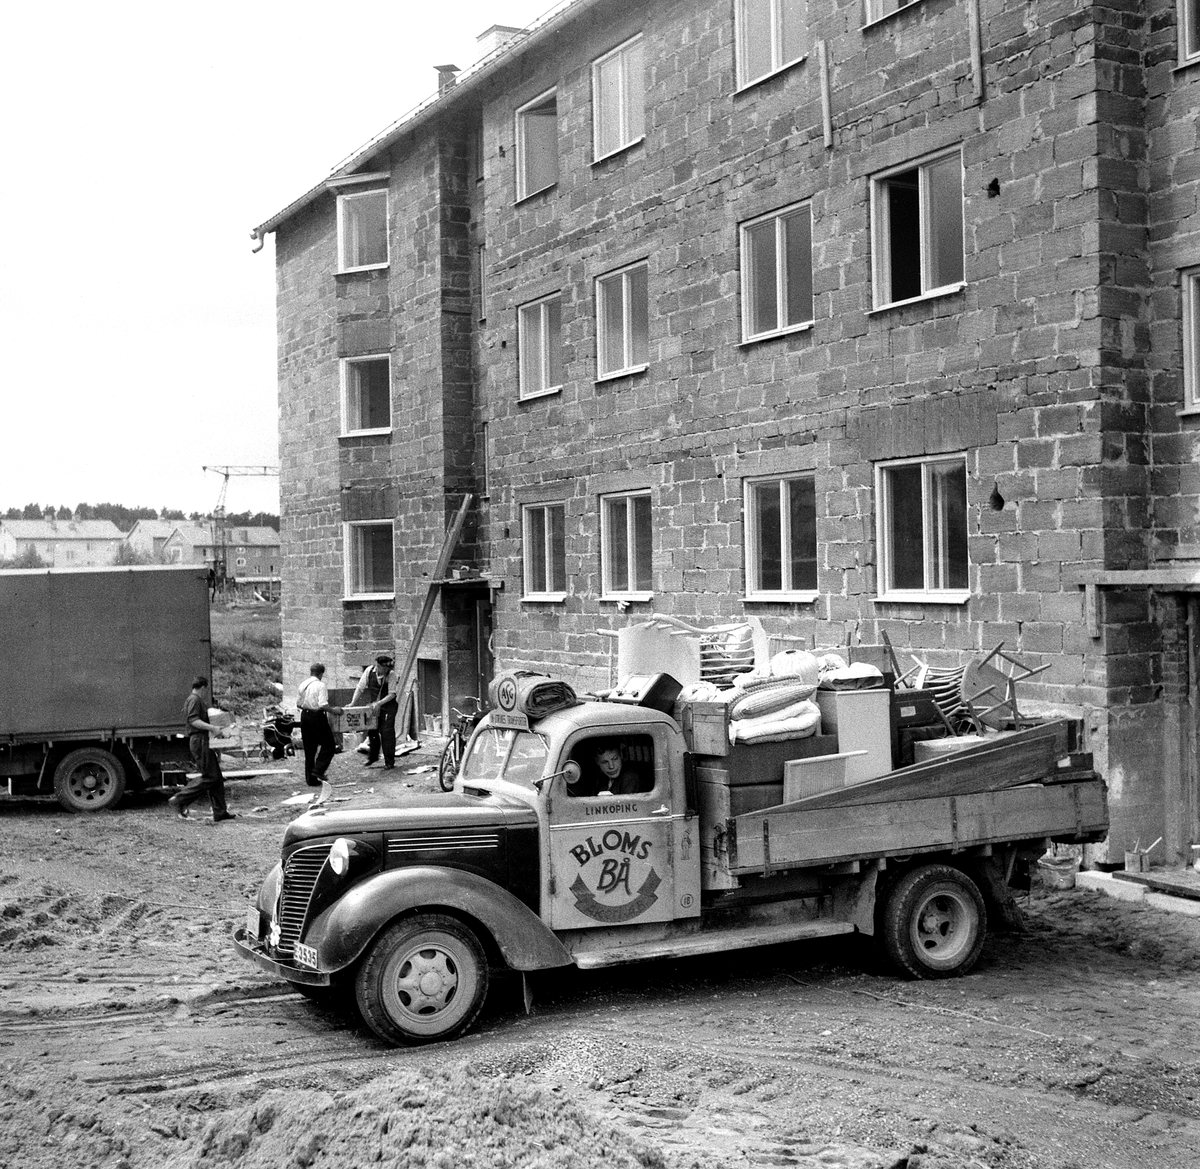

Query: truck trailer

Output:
[234, 678, 1108, 1046]
[0, 565, 212, 811]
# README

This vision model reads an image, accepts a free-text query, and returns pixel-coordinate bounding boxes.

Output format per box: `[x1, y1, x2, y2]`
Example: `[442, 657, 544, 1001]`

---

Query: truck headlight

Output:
[329, 837, 350, 876]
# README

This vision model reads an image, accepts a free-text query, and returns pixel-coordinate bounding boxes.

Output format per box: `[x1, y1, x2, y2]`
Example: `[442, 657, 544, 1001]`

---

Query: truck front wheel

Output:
[882, 864, 986, 979]
[53, 748, 127, 812]
[355, 913, 489, 1045]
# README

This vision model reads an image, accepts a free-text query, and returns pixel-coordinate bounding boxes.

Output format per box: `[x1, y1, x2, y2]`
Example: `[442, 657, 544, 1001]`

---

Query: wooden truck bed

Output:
[725, 777, 1108, 876]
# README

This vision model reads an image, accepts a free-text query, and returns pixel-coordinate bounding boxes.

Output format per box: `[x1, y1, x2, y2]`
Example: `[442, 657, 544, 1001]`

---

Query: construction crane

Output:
[202, 465, 279, 594]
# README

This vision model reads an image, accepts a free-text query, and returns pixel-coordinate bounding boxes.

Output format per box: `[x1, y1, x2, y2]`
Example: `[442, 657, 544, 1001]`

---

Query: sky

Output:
[0, 0, 558, 518]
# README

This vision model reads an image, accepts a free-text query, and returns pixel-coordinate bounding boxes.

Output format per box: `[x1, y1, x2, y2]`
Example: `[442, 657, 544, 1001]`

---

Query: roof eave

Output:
[250, 0, 604, 241]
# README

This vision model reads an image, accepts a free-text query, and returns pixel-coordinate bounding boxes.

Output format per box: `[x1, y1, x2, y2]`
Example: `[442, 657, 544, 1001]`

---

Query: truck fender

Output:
[304, 865, 574, 975]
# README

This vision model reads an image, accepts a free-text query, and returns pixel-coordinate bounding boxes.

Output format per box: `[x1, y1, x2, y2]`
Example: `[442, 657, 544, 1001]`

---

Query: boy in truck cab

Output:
[566, 737, 654, 797]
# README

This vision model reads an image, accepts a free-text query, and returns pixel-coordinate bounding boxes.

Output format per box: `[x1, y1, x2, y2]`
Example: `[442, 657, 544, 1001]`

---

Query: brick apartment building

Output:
[254, 0, 1200, 861]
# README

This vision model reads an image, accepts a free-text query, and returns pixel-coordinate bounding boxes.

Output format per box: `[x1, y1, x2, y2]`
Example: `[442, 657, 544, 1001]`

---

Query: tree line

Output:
[2, 504, 280, 532]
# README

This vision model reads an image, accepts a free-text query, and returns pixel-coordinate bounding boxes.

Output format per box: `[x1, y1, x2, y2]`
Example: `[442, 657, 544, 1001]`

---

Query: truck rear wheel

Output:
[53, 748, 127, 812]
[882, 864, 986, 979]
[355, 913, 488, 1045]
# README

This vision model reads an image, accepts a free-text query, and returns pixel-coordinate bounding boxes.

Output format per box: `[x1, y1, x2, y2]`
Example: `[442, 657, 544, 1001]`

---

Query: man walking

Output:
[297, 663, 341, 788]
[351, 653, 399, 769]
[169, 676, 235, 823]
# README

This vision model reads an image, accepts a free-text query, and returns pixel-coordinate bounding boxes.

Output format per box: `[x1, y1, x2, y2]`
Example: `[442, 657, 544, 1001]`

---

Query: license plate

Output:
[245, 903, 260, 940]
[294, 942, 318, 969]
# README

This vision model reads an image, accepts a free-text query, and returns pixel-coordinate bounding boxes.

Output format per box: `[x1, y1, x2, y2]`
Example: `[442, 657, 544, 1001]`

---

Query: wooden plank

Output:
[782, 721, 1066, 810]
[730, 780, 1108, 873]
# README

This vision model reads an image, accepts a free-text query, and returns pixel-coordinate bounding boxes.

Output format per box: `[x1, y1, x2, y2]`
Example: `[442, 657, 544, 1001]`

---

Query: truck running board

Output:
[571, 919, 856, 969]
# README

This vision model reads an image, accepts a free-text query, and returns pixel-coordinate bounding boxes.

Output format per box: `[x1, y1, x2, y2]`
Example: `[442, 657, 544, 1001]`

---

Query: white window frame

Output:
[743, 473, 818, 602]
[1180, 0, 1200, 63]
[600, 489, 653, 601]
[595, 261, 650, 380]
[515, 88, 559, 201]
[875, 454, 970, 604]
[343, 521, 395, 600]
[518, 293, 564, 400]
[592, 34, 645, 162]
[1183, 268, 1200, 414]
[735, 0, 806, 89]
[865, 0, 925, 26]
[871, 148, 965, 310]
[522, 503, 568, 601]
[740, 201, 814, 342]
[336, 189, 389, 273]
[339, 354, 393, 436]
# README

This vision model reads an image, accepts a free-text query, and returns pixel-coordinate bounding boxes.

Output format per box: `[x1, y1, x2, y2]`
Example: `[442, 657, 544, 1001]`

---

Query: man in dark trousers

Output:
[351, 653, 398, 769]
[169, 676, 235, 822]
[296, 663, 342, 788]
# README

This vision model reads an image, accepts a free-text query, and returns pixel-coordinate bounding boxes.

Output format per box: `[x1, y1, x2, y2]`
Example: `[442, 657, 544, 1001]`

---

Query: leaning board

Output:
[727, 777, 1109, 875]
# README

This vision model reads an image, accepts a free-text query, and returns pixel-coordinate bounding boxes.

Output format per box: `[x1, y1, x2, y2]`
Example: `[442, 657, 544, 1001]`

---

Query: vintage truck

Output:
[0, 565, 211, 811]
[234, 680, 1108, 1046]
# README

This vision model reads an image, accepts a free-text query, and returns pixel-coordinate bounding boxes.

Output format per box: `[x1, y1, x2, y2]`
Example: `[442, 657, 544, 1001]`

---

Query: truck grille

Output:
[275, 844, 331, 956]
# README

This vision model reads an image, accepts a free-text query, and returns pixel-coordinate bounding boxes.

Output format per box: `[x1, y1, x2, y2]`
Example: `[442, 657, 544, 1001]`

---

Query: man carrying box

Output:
[351, 653, 398, 769]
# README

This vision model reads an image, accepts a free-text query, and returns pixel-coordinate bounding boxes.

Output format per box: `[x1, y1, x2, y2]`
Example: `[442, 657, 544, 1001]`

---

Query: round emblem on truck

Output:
[496, 677, 517, 712]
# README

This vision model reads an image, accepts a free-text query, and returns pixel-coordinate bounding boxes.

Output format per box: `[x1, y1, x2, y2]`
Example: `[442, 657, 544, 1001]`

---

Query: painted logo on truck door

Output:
[567, 828, 661, 923]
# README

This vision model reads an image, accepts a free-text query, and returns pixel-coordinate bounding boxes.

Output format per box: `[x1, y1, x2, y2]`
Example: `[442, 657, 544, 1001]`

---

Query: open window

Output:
[871, 149, 963, 308]
[340, 355, 391, 435]
[337, 189, 388, 272]
[566, 734, 656, 797]
[516, 89, 558, 199]
[344, 521, 395, 598]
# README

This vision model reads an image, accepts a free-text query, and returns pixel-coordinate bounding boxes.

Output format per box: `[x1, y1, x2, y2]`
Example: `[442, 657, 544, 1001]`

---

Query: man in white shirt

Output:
[297, 663, 342, 788]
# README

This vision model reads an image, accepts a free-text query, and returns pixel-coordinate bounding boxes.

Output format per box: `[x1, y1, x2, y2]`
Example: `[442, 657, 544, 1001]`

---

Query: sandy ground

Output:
[3, 736, 1200, 1169]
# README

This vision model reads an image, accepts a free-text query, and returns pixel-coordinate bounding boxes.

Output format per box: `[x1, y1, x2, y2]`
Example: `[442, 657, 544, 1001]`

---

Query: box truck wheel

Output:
[53, 748, 127, 812]
[881, 864, 986, 979]
[354, 913, 489, 1045]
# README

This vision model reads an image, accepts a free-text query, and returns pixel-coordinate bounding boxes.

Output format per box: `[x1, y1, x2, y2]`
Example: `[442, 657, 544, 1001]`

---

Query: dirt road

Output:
[3, 743, 1200, 1169]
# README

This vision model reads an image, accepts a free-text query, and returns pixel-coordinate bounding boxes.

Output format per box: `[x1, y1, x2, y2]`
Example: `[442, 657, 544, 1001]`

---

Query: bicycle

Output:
[438, 697, 484, 792]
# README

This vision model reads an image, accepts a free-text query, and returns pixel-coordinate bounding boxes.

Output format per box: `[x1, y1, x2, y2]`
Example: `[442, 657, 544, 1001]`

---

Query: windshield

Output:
[461, 727, 548, 789]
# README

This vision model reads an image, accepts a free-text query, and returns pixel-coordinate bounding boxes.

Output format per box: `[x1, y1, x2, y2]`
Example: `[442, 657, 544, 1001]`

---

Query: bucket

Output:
[1124, 850, 1150, 873]
[1038, 857, 1079, 890]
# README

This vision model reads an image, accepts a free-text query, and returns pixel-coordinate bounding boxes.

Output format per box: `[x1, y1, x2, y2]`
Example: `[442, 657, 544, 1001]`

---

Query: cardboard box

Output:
[330, 705, 378, 734]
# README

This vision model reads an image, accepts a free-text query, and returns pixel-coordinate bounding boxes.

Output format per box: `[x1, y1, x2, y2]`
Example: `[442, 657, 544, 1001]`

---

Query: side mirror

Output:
[534, 760, 581, 793]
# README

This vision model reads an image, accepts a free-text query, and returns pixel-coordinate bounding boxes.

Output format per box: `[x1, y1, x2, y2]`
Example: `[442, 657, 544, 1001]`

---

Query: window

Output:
[867, 0, 921, 22]
[337, 189, 388, 272]
[741, 203, 813, 340]
[601, 490, 652, 598]
[872, 150, 963, 308]
[1184, 268, 1200, 412]
[516, 89, 558, 199]
[1182, 0, 1200, 59]
[593, 35, 644, 161]
[340, 356, 391, 434]
[876, 456, 969, 600]
[518, 294, 564, 399]
[345, 522, 395, 597]
[736, 0, 806, 88]
[522, 503, 567, 599]
[596, 262, 649, 378]
[744, 474, 817, 598]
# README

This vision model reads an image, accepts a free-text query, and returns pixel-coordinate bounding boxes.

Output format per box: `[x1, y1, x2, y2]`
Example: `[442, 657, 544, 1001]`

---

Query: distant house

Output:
[161, 523, 219, 567]
[123, 519, 182, 561]
[0, 519, 125, 567]
[222, 526, 281, 582]
[160, 523, 280, 592]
